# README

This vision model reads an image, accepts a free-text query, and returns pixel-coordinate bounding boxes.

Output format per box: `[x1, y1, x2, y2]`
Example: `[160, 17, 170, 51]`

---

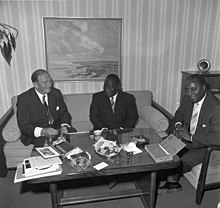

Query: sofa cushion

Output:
[127, 90, 152, 113]
[140, 106, 169, 132]
[2, 114, 21, 142]
[72, 121, 93, 132]
[63, 93, 93, 131]
[4, 140, 33, 168]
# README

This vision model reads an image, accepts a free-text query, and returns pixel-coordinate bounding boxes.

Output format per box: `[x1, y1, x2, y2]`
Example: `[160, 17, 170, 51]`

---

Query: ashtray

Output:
[70, 156, 91, 171]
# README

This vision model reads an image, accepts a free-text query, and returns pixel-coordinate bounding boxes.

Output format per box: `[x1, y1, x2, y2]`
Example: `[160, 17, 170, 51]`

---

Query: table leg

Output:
[149, 172, 157, 208]
[135, 172, 157, 208]
[49, 183, 59, 208]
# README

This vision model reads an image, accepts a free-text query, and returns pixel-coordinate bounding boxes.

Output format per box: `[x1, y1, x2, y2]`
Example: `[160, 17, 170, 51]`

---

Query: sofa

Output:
[1, 90, 170, 168]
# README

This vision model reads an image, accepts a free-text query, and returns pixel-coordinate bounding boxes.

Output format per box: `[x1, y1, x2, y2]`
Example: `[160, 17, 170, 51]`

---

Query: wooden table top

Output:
[30, 128, 180, 183]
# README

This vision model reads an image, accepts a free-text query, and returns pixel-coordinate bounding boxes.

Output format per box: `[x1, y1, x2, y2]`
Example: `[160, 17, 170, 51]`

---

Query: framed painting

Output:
[43, 17, 122, 81]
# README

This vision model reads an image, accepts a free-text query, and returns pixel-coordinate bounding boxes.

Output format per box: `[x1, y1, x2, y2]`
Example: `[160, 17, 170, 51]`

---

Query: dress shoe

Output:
[158, 181, 183, 194]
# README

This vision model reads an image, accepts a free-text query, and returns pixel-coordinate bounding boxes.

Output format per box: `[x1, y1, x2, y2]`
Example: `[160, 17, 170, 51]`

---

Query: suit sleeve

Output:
[17, 94, 36, 138]
[120, 94, 139, 128]
[89, 94, 105, 130]
[174, 96, 191, 126]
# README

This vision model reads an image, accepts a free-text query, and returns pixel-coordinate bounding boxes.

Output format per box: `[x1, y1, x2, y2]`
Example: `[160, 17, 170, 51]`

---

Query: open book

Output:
[145, 134, 186, 163]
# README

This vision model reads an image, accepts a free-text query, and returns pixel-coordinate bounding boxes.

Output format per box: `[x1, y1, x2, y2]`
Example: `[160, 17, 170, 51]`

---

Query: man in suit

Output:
[159, 74, 220, 194]
[17, 69, 75, 147]
[89, 74, 139, 130]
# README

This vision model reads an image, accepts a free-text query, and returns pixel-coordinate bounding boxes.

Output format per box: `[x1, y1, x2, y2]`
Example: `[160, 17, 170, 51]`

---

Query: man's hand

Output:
[41, 128, 59, 137]
[60, 126, 68, 134]
[175, 127, 191, 142]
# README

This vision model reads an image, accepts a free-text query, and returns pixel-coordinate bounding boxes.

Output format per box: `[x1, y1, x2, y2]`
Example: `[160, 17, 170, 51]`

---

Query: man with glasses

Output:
[17, 69, 75, 147]
[89, 74, 138, 130]
[158, 74, 220, 194]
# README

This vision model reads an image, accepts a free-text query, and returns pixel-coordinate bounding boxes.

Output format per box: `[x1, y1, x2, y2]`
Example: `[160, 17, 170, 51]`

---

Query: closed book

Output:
[145, 134, 186, 163]
[53, 141, 73, 155]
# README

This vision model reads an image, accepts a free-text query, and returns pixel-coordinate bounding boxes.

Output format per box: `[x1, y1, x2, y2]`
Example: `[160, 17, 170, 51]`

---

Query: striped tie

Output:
[110, 96, 115, 113]
[190, 103, 199, 135]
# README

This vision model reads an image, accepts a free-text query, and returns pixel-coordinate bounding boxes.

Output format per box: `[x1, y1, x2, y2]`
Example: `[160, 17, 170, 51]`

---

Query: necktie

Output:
[190, 103, 199, 135]
[110, 96, 115, 113]
[42, 95, 48, 111]
[42, 95, 54, 125]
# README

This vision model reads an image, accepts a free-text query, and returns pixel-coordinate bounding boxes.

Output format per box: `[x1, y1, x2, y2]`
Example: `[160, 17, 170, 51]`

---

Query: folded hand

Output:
[176, 127, 191, 142]
[41, 128, 59, 137]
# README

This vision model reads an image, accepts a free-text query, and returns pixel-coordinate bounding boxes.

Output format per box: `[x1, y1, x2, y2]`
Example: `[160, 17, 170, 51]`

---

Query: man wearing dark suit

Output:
[159, 74, 220, 194]
[89, 74, 139, 130]
[17, 69, 75, 146]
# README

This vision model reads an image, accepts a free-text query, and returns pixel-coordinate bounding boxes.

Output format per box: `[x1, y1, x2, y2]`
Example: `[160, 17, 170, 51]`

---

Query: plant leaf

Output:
[9, 33, 16, 50]
[0, 42, 12, 66]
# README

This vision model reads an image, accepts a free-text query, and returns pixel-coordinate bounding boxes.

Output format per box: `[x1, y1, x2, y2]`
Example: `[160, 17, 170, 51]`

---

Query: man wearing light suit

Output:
[17, 69, 75, 147]
[89, 74, 139, 130]
[159, 74, 220, 194]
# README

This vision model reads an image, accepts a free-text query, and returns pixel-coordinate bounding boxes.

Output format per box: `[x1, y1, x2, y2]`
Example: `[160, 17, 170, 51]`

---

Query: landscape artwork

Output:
[43, 17, 122, 81]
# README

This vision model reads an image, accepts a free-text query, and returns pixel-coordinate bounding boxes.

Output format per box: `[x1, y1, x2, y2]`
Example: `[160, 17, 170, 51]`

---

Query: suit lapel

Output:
[113, 91, 122, 116]
[48, 92, 54, 112]
[31, 89, 44, 110]
[195, 93, 209, 133]
[31, 88, 48, 118]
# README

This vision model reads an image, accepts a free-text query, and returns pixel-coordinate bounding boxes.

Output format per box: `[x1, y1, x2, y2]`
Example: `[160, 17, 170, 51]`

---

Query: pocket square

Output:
[56, 106, 60, 111]
[202, 124, 207, 127]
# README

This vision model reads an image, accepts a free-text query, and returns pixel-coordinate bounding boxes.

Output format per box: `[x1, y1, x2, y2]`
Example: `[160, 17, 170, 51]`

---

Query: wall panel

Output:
[1, 0, 220, 119]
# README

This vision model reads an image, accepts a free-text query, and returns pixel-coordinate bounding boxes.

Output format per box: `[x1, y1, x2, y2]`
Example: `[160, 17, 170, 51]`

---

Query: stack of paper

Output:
[14, 156, 63, 183]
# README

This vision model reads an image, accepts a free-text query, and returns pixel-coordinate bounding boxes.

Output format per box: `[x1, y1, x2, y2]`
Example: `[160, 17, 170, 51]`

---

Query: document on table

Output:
[93, 162, 108, 170]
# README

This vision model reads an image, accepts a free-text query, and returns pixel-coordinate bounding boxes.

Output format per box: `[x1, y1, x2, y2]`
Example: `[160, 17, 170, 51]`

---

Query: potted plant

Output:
[0, 23, 18, 66]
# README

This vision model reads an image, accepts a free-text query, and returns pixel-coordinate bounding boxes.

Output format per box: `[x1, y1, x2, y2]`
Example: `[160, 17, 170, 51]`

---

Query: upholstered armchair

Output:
[184, 145, 220, 204]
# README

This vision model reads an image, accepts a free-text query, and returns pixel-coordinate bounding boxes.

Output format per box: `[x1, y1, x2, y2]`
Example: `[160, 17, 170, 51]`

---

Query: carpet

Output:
[0, 170, 220, 208]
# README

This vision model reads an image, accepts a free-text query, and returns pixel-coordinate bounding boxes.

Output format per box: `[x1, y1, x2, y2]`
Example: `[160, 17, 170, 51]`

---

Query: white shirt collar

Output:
[196, 93, 207, 106]
[110, 92, 118, 102]
[35, 89, 48, 103]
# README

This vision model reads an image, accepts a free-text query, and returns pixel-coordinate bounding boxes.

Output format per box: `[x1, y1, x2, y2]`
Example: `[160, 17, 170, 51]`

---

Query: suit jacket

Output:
[174, 91, 220, 148]
[89, 90, 139, 130]
[17, 87, 72, 146]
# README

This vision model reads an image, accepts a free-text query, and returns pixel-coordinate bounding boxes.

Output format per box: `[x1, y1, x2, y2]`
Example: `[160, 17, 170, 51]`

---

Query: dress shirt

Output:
[110, 93, 118, 104]
[34, 90, 70, 137]
[189, 93, 206, 141]
[174, 93, 207, 142]
[34, 90, 48, 137]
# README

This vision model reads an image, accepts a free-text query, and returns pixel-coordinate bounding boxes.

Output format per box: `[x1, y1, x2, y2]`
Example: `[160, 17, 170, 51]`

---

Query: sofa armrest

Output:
[0, 107, 13, 176]
[0, 107, 14, 143]
[152, 100, 174, 134]
[140, 105, 169, 132]
[2, 114, 21, 142]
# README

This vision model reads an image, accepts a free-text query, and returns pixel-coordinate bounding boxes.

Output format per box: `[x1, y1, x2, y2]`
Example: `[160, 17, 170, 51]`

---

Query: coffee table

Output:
[29, 128, 180, 208]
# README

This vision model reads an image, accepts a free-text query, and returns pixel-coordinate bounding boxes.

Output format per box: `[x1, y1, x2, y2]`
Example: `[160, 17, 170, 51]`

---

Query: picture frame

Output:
[43, 17, 122, 81]
[35, 146, 60, 159]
